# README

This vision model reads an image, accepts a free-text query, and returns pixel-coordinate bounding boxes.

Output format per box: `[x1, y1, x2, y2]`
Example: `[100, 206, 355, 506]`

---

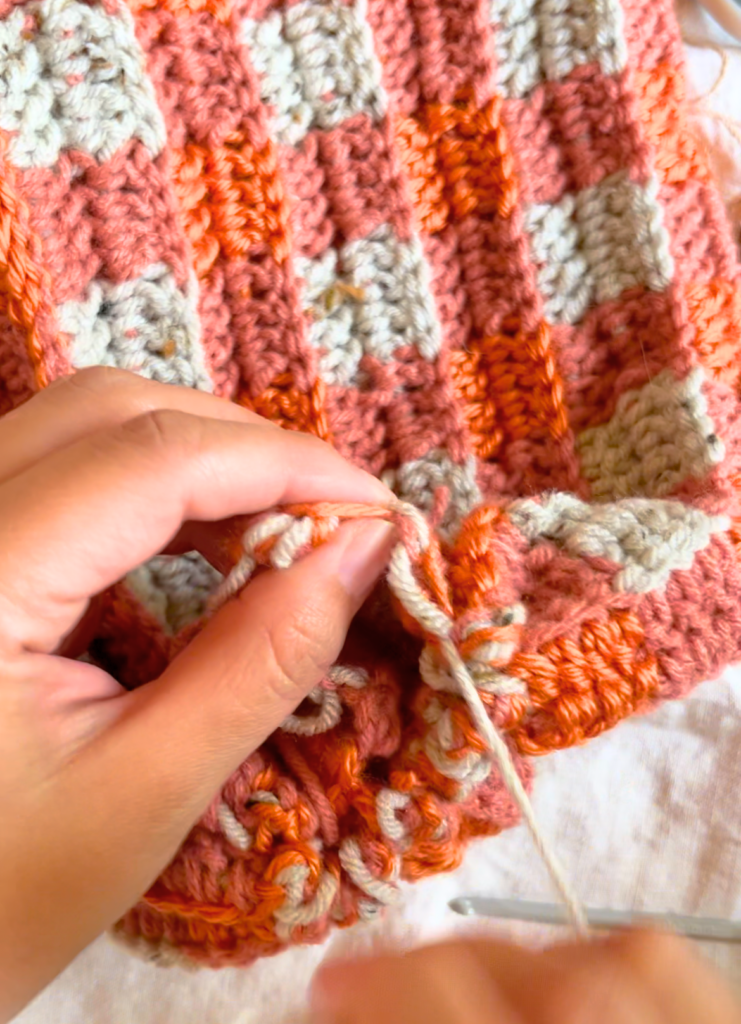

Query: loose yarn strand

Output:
[682, 30, 741, 223]
[439, 637, 589, 935]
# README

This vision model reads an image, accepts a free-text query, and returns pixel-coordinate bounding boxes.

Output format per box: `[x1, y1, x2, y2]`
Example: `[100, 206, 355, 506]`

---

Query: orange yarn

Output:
[0, 132, 60, 396]
[450, 325, 572, 463]
[172, 131, 290, 272]
[395, 95, 518, 238]
[510, 610, 661, 754]
[686, 279, 741, 391]
[238, 375, 332, 440]
[171, 127, 330, 436]
[127, 0, 233, 23]
[634, 62, 712, 185]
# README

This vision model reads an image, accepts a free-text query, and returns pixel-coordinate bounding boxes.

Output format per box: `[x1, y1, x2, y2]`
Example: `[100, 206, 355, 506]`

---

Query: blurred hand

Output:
[0, 368, 393, 1021]
[312, 931, 741, 1023]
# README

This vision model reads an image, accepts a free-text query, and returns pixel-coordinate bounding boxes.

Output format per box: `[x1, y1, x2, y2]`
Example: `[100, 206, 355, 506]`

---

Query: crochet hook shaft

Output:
[448, 897, 741, 943]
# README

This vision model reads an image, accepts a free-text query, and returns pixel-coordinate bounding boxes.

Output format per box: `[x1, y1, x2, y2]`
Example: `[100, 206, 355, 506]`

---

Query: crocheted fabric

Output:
[2, 0, 741, 967]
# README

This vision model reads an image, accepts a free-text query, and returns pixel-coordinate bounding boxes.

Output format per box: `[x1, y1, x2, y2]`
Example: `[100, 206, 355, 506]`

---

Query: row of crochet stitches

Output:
[1, 0, 741, 966]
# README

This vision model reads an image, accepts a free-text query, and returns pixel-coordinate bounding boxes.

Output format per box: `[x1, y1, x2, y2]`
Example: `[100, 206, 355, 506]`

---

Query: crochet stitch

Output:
[1, 0, 741, 967]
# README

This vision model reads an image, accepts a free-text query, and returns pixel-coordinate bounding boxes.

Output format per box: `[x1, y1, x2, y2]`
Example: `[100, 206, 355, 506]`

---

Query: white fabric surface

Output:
[14, 2, 741, 1020]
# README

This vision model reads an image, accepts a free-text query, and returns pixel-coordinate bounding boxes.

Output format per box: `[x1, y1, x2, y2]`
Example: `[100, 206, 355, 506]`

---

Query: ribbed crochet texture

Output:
[2, 0, 741, 967]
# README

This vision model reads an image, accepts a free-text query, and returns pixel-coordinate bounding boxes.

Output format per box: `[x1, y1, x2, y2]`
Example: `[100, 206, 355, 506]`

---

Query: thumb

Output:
[101, 518, 394, 832]
[0, 518, 394, 1006]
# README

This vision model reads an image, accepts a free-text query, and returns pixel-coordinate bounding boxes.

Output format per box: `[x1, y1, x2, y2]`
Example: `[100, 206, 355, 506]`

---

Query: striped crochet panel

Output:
[2, 0, 741, 965]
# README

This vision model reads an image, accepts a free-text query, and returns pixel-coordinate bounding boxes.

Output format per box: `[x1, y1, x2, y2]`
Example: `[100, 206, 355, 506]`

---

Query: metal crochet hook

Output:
[449, 897, 741, 944]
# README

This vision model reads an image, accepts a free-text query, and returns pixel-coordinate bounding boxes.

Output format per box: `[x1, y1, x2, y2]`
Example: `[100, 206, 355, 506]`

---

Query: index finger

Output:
[0, 367, 271, 483]
[0, 409, 391, 653]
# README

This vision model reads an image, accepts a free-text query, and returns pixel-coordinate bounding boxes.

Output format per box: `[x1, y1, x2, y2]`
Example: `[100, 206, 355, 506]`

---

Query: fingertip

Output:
[334, 519, 395, 605]
[362, 472, 396, 507]
[280, 430, 395, 509]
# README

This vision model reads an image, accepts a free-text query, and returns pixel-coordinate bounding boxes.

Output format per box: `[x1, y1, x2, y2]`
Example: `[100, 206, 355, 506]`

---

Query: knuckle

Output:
[263, 609, 336, 703]
[252, 594, 340, 705]
[280, 428, 334, 461]
[534, 958, 632, 1024]
[117, 408, 200, 454]
[611, 927, 692, 979]
[81, 409, 205, 480]
[55, 365, 133, 396]
[409, 942, 480, 976]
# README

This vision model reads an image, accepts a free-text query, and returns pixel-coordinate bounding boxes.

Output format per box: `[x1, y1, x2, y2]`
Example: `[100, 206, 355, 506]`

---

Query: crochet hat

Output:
[2, 0, 741, 966]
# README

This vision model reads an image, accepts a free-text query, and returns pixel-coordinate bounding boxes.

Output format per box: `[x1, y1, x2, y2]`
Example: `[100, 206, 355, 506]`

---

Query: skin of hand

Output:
[0, 367, 396, 1022]
[311, 930, 741, 1024]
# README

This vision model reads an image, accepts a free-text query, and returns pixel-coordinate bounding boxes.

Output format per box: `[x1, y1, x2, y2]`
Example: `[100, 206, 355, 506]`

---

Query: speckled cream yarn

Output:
[2, 0, 741, 968]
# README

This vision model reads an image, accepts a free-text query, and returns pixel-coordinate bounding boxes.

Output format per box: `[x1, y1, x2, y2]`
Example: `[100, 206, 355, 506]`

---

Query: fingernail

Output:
[335, 519, 395, 604]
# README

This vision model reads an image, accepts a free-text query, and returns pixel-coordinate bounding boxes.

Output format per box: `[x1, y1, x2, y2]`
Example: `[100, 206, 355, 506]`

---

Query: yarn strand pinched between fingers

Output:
[212, 500, 589, 935]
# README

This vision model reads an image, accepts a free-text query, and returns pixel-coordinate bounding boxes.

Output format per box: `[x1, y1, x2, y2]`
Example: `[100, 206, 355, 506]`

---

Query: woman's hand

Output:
[0, 368, 393, 1021]
[312, 930, 741, 1023]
